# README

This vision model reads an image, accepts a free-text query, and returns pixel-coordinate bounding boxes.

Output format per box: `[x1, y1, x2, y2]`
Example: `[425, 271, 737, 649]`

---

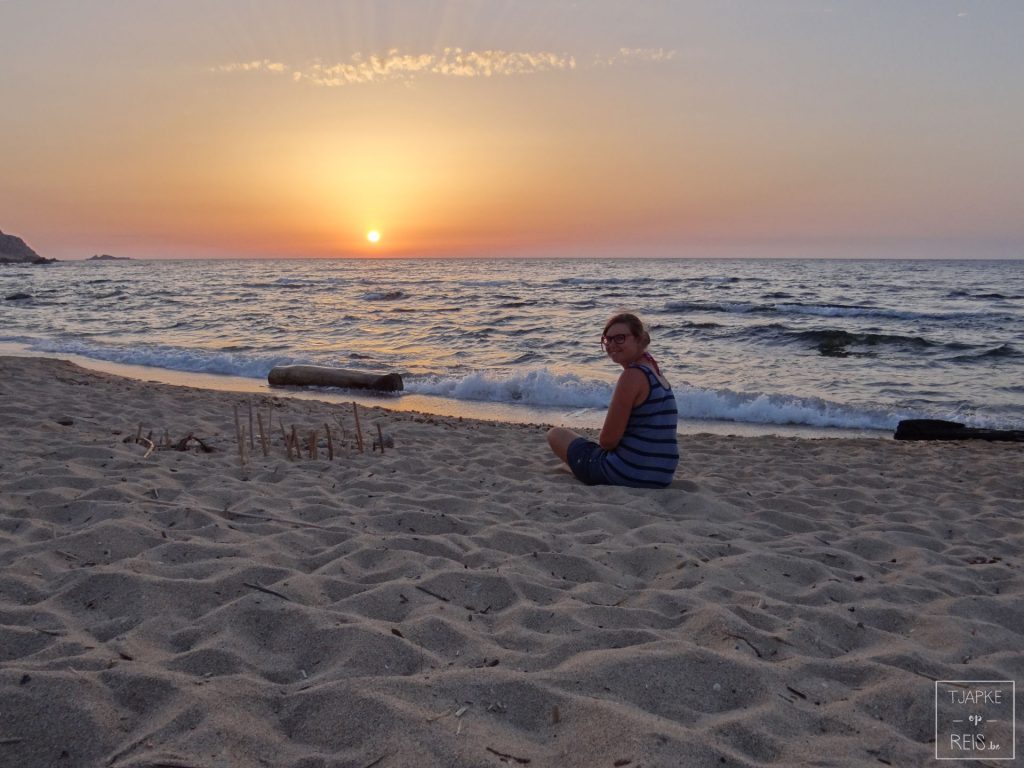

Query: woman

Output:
[547, 312, 679, 488]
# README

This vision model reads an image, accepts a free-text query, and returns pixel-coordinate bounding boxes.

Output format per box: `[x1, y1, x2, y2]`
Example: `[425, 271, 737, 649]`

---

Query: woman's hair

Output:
[603, 312, 651, 350]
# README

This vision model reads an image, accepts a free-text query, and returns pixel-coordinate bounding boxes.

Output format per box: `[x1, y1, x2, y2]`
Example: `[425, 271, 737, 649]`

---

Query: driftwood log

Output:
[268, 365, 403, 393]
[894, 419, 1024, 442]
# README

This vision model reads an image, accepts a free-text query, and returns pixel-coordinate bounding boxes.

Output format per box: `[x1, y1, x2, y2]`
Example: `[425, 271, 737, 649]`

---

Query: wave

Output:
[775, 302, 904, 318]
[362, 290, 407, 301]
[783, 328, 940, 357]
[406, 369, 613, 408]
[737, 324, 1005, 358]
[673, 385, 899, 429]
[665, 300, 764, 314]
[947, 343, 1021, 362]
[455, 279, 516, 288]
[405, 368, 901, 429]
[946, 290, 1023, 300]
[665, 299, 989, 321]
[16, 337, 295, 379]
[8, 334, 1015, 430]
[557, 277, 639, 286]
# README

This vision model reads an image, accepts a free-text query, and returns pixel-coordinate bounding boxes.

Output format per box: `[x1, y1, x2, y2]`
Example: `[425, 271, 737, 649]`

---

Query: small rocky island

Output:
[87, 254, 132, 261]
[0, 230, 55, 264]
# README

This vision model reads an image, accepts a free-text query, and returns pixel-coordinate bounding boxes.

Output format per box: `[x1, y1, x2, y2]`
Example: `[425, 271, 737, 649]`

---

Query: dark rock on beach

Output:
[895, 419, 1024, 442]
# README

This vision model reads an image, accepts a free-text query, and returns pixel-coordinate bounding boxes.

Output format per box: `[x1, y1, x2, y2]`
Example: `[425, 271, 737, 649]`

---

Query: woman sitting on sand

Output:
[547, 312, 679, 488]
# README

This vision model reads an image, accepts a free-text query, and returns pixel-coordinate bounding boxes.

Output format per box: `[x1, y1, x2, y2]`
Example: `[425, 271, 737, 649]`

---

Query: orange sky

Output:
[1, 2, 1022, 259]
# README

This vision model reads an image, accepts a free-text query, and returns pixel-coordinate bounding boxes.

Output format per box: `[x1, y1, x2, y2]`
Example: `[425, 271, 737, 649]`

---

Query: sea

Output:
[2, 258, 1022, 436]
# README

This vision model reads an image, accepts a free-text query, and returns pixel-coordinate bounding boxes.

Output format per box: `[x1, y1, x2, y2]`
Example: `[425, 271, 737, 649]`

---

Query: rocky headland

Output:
[0, 230, 55, 264]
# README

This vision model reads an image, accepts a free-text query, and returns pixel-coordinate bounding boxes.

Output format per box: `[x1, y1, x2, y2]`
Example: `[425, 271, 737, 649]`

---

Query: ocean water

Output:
[2, 258, 1022, 434]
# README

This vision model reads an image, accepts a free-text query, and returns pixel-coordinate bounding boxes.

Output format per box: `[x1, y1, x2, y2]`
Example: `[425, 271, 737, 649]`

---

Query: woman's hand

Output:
[598, 368, 648, 450]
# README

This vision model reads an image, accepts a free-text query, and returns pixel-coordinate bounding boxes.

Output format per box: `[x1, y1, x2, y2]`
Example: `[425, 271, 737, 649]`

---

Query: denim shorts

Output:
[567, 437, 609, 485]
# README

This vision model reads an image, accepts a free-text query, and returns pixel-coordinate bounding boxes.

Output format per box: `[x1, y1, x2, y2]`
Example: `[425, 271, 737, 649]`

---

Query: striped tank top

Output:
[601, 363, 680, 488]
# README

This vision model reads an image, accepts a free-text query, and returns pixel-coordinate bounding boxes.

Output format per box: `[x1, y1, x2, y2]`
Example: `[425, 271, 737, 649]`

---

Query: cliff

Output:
[0, 230, 52, 264]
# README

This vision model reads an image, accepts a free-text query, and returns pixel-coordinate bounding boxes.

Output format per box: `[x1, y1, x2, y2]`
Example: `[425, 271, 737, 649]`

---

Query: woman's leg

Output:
[547, 427, 582, 464]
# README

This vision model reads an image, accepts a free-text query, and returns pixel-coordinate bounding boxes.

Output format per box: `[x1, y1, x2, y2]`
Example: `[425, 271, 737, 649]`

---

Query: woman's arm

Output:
[598, 368, 648, 450]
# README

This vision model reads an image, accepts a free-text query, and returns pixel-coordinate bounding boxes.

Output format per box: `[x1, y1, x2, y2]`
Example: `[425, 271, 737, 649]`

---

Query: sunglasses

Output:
[601, 333, 632, 348]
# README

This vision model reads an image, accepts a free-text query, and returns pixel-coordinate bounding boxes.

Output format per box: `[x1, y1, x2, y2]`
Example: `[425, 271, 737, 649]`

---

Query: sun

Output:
[366, 230, 381, 244]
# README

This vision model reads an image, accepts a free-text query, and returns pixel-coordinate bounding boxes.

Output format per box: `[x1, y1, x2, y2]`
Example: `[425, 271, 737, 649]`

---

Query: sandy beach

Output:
[0, 355, 1021, 768]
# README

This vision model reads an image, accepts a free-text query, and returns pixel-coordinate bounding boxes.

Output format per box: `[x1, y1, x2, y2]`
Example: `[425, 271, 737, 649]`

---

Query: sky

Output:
[1, 0, 1022, 260]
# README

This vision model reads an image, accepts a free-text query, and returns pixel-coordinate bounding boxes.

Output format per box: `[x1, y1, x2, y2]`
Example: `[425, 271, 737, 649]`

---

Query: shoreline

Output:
[0, 345, 891, 439]
[1, 355, 1021, 766]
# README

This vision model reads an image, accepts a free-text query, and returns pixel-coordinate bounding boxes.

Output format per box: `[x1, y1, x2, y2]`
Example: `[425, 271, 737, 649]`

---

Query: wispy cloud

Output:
[592, 48, 677, 68]
[211, 46, 674, 87]
[210, 59, 289, 74]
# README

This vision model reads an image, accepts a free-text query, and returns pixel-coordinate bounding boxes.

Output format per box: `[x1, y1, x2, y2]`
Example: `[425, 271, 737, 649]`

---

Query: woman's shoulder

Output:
[628, 362, 671, 391]
[618, 366, 649, 386]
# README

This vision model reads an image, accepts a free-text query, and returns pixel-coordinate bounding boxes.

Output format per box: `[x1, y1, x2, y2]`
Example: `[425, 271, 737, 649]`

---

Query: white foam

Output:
[406, 369, 613, 408]
[22, 338, 288, 379]
[406, 368, 904, 429]
[674, 386, 900, 430]
[10, 338, 1013, 431]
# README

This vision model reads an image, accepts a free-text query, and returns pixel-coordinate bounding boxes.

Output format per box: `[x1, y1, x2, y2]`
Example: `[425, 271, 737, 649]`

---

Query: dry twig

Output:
[232, 406, 242, 448]
[237, 425, 247, 467]
[485, 747, 531, 764]
[257, 412, 270, 456]
[415, 585, 449, 602]
[352, 402, 364, 453]
[247, 398, 255, 451]
[243, 581, 292, 602]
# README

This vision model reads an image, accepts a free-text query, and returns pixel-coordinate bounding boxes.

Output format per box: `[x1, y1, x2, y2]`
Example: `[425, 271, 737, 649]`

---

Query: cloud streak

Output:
[211, 47, 674, 87]
[211, 59, 289, 74]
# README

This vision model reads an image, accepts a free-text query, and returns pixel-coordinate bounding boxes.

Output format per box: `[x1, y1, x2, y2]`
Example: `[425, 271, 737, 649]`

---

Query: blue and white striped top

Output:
[601, 363, 680, 488]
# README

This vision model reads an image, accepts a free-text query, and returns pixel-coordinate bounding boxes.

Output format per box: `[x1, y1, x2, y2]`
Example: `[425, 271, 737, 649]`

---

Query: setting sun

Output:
[366, 230, 381, 244]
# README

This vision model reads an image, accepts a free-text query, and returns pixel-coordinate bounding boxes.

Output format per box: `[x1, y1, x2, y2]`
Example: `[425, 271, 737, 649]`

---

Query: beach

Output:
[1, 355, 1021, 767]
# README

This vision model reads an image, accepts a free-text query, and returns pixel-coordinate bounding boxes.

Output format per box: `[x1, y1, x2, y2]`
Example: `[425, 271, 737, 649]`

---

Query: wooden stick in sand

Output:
[237, 425, 247, 467]
[324, 423, 334, 460]
[139, 437, 155, 459]
[257, 411, 270, 456]
[307, 430, 317, 460]
[233, 406, 242, 448]
[376, 423, 385, 454]
[248, 398, 255, 450]
[352, 402, 364, 453]
[290, 425, 299, 460]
